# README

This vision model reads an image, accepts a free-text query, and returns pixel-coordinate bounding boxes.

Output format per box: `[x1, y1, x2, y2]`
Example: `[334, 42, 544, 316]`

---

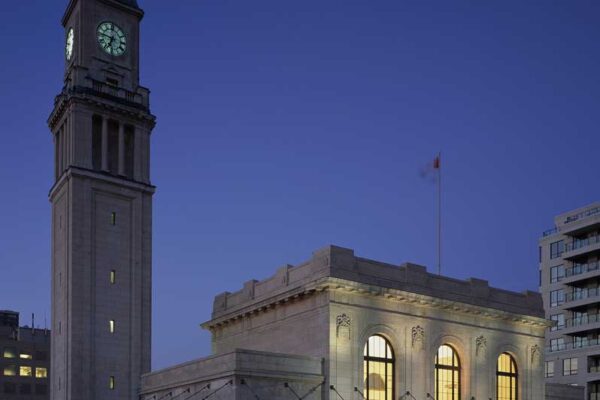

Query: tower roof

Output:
[116, 0, 139, 7]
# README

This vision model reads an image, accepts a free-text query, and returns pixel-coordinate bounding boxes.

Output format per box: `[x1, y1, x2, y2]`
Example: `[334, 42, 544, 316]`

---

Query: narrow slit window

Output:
[109, 320, 115, 333]
[109, 376, 115, 390]
[110, 270, 116, 284]
[111, 212, 117, 225]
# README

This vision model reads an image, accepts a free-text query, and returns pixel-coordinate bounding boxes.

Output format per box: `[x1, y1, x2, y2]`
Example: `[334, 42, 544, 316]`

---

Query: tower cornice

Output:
[48, 87, 156, 131]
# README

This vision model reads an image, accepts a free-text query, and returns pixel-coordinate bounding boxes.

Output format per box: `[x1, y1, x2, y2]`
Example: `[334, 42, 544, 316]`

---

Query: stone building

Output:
[0, 311, 50, 399]
[540, 202, 600, 399]
[141, 246, 550, 400]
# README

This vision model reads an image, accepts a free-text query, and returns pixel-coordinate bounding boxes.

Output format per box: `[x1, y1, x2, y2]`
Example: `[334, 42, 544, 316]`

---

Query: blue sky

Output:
[1, 0, 599, 370]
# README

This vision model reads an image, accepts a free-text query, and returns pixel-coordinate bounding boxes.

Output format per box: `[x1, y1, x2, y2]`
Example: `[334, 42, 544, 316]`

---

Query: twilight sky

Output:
[1, 0, 599, 370]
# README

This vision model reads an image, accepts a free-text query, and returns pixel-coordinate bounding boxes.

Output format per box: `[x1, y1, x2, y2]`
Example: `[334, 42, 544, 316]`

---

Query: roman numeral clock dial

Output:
[97, 22, 127, 56]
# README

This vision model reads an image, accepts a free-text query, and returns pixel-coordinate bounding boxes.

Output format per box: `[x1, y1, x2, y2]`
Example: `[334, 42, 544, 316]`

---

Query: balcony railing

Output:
[543, 227, 559, 237]
[564, 288, 600, 303]
[566, 314, 600, 328]
[548, 338, 599, 352]
[590, 393, 600, 400]
[565, 235, 600, 253]
[565, 262, 600, 278]
[589, 366, 600, 373]
[564, 206, 600, 224]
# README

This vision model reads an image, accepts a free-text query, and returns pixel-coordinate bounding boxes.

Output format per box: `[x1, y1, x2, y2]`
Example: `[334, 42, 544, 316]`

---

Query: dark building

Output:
[0, 311, 50, 399]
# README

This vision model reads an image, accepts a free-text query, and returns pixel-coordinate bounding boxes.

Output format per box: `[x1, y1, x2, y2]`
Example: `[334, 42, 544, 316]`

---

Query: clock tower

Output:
[48, 0, 155, 399]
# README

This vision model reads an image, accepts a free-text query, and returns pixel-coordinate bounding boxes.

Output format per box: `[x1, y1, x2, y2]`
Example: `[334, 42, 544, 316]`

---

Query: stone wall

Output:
[140, 349, 324, 400]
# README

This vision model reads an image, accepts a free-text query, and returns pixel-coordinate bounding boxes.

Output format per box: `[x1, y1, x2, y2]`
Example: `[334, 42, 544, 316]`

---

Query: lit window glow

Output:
[435, 345, 460, 400]
[109, 320, 115, 333]
[363, 335, 394, 400]
[35, 368, 48, 379]
[497, 353, 518, 400]
[3, 348, 16, 358]
[3, 365, 17, 376]
[20, 366, 33, 377]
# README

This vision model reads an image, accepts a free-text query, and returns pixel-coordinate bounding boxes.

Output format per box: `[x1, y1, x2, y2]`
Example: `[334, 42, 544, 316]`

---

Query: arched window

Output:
[497, 353, 518, 400]
[363, 335, 394, 400]
[435, 344, 460, 400]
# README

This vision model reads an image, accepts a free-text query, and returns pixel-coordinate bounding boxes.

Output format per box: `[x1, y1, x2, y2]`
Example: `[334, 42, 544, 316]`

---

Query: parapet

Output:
[209, 245, 544, 321]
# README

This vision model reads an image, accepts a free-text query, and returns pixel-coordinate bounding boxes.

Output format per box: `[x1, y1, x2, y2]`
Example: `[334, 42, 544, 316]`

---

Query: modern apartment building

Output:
[0, 310, 50, 399]
[540, 202, 600, 400]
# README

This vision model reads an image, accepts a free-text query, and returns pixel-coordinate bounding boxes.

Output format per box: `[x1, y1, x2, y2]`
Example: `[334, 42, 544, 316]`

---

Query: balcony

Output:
[563, 236, 600, 261]
[563, 288, 600, 309]
[591, 393, 600, 400]
[547, 338, 600, 353]
[562, 314, 600, 335]
[563, 262, 600, 285]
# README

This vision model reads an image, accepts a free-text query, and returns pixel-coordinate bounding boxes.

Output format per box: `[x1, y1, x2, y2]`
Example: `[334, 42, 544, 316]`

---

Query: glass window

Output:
[110, 270, 116, 284]
[363, 335, 394, 400]
[550, 265, 564, 283]
[35, 384, 47, 395]
[3, 365, 17, 376]
[111, 212, 117, 225]
[435, 345, 460, 400]
[109, 376, 115, 390]
[20, 384, 31, 395]
[550, 314, 565, 331]
[563, 358, 578, 376]
[550, 241, 564, 259]
[497, 353, 518, 400]
[19, 366, 33, 377]
[3, 347, 16, 358]
[550, 290, 564, 307]
[545, 361, 554, 378]
[20, 353, 32, 360]
[35, 368, 48, 379]
[109, 320, 115, 333]
[3, 382, 16, 394]
[550, 338, 565, 352]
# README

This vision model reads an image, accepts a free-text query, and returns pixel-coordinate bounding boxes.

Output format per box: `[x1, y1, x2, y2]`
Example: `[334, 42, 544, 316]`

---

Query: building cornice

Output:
[201, 277, 550, 331]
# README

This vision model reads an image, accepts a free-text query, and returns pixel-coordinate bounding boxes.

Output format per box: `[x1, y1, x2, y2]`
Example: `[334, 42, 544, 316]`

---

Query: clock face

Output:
[97, 22, 127, 56]
[65, 28, 74, 61]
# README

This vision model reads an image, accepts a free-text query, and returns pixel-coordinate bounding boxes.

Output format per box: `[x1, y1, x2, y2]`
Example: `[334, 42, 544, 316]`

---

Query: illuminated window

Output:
[3, 365, 16, 376]
[3, 347, 16, 358]
[110, 270, 116, 284]
[20, 353, 33, 360]
[109, 320, 115, 333]
[435, 345, 460, 400]
[497, 353, 518, 400]
[109, 376, 115, 390]
[363, 335, 394, 400]
[20, 366, 33, 377]
[35, 368, 48, 379]
[111, 212, 117, 225]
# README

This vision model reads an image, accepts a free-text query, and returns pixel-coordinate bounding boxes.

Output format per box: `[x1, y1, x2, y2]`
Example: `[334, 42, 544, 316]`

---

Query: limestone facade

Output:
[142, 245, 549, 400]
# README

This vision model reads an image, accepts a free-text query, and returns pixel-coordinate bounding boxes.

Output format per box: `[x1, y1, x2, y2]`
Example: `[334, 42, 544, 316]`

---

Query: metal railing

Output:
[566, 314, 600, 328]
[547, 338, 600, 352]
[565, 262, 600, 278]
[564, 206, 600, 224]
[565, 235, 600, 253]
[543, 227, 559, 237]
[564, 287, 600, 303]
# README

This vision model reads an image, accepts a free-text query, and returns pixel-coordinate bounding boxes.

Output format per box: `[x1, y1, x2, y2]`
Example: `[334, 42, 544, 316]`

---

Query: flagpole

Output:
[437, 152, 441, 276]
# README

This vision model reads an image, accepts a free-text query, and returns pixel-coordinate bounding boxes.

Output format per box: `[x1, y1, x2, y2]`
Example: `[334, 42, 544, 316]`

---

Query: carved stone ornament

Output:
[475, 335, 487, 357]
[336, 314, 351, 339]
[531, 344, 541, 366]
[411, 326, 425, 351]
